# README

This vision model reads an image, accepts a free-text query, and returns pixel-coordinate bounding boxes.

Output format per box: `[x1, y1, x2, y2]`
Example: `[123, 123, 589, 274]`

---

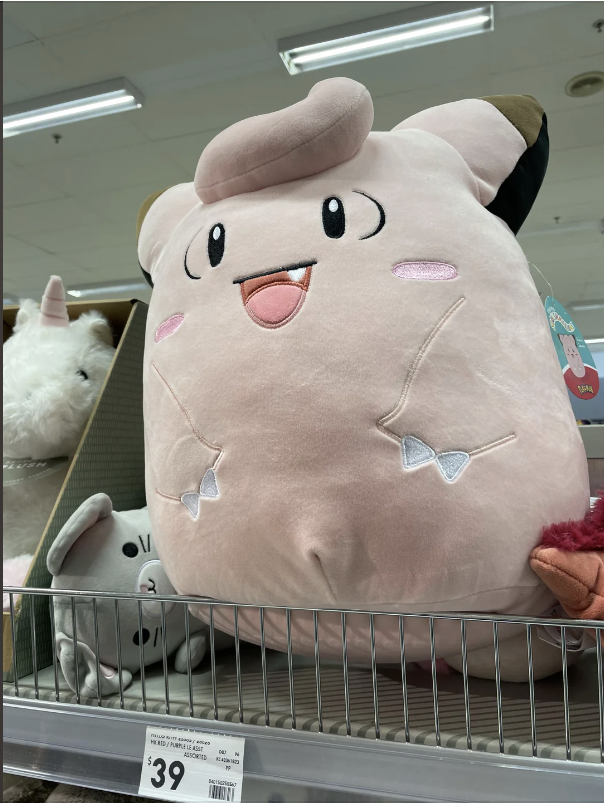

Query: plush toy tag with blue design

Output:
[545, 296, 599, 400]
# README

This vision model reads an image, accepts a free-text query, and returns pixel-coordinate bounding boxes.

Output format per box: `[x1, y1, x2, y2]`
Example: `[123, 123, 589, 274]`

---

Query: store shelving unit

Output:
[5, 697, 604, 802]
[4, 588, 604, 802]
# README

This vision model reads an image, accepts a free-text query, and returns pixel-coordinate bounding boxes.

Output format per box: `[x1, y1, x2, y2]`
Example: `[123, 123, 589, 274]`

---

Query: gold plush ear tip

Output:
[480, 94, 545, 148]
[136, 188, 170, 243]
[480, 94, 548, 235]
[137, 188, 170, 289]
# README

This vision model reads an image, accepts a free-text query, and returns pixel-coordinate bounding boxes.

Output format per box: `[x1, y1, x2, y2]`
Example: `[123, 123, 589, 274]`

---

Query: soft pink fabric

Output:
[417, 658, 453, 674]
[394, 99, 527, 207]
[195, 78, 373, 204]
[246, 285, 304, 327]
[155, 314, 185, 342]
[139, 89, 587, 666]
[39, 275, 69, 328]
[392, 262, 458, 281]
[3, 554, 33, 611]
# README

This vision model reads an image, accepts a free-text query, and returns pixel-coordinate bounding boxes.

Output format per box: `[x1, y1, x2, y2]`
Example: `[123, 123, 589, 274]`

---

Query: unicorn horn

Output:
[40, 275, 69, 328]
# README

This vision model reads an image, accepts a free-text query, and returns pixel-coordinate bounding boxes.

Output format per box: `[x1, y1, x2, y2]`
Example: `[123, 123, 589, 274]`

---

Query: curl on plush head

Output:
[3, 276, 115, 460]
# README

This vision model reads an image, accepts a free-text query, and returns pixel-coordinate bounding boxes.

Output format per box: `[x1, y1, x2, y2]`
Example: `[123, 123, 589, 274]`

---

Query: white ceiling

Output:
[3, 1, 604, 334]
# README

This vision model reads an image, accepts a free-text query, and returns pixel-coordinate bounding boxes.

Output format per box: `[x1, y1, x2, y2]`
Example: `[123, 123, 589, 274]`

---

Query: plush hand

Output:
[530, 548, 603, 622]
[530, 489, 604, 642]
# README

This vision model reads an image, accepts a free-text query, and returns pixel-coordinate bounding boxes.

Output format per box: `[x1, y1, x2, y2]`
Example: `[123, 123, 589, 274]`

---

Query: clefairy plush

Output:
[137, 78, 589, 677]
[47, 494, 209, 697]
[3, 276, 115, 563]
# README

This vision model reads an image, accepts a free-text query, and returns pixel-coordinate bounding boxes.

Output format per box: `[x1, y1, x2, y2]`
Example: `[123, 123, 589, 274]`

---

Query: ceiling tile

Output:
[2, 40, 76, 105]
[41, 3, 264, 80]
[3, 236, 48, 261]
[81, 181, 173, 224]
[3, 16, 36, 49]
[130, 70, 292, 141]
[488, 3, 604, 74]
[3, 252, 87, 281]
[525, 200, 602, 231]
[20, 222, 132, 254]
[3, 197, 106, 235]
[25, 142, 189, 197]
[545, 145, 604, 184]
[65, 244, 138, 272]
[538, 175, 604, 209]
[4, 2, 159, 38]
[547, 103, 604, 151]
[3, 166, 66, 207]
[583, 281, 604, 298]
[4, 115, 149, 167]
[490, 54, 604, 115]
[153, 129, 221, 174]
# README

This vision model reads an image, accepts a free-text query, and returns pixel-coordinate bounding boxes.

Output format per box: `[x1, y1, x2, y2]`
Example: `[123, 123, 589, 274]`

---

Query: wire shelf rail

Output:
[3, 585, 604, 767]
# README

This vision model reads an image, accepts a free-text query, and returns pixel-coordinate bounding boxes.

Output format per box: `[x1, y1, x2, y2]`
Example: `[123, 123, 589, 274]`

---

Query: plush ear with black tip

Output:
[137, 184, 200, 288]
[395, 94, 548, 234]
[47, 493, 113, 576]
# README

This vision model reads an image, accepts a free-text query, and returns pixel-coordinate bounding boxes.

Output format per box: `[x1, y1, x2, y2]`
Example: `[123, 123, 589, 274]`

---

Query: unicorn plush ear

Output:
[14, 299, 40, 332]
[72, 310, 113, 346]
[394, 95, 548, 234]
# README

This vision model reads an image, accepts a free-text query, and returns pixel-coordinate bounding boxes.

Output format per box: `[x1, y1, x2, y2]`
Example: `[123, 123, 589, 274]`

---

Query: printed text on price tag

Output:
[139, 726, 245, 802]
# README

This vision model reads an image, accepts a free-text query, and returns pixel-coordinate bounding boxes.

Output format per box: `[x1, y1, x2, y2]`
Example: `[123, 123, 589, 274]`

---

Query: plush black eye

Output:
[77, 370, 88, 381]
[122, 542, 139, 558]
[322, 197, 345, 239]
[208, 224, 225, 267]
[133, 628, 150, 646]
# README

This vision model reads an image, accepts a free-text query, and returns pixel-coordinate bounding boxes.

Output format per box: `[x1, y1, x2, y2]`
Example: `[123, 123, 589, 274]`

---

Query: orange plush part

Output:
[530, 546, 604, 642]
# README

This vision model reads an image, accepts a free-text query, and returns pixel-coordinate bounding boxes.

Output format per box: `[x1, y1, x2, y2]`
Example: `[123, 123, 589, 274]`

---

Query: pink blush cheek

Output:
[392, 262, 458, 281]
[155, 314, 184, 342]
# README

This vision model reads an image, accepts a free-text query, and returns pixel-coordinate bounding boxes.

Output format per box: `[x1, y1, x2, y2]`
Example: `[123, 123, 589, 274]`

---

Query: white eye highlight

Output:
[212, 226, 221, 240]
[328, 199, 339, 213]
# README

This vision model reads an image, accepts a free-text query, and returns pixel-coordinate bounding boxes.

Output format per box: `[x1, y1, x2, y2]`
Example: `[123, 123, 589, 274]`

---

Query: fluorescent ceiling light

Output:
[67, 280, 149, 299]
[279, 4, 493, 74]
[3, 78, 143, 138]
[585, 338, 604, 344]
[569, 302, 604, 313]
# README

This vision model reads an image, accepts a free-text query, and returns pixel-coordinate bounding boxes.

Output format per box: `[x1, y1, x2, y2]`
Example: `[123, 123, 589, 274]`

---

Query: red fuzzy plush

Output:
[541, 489, 604, 551]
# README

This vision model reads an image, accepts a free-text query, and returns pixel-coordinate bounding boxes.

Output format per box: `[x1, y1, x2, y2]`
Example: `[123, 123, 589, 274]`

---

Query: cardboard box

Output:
[3, 299, 148, 681]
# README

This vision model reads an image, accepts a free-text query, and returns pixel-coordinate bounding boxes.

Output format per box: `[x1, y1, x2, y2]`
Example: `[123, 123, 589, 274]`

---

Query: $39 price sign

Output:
[139, 727, 245, 802]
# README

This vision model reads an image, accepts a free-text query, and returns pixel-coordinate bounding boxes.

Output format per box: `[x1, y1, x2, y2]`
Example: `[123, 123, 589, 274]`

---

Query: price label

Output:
[139, 726, 245, 802]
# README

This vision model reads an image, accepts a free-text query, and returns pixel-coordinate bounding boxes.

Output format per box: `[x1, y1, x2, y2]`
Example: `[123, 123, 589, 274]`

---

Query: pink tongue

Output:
[246, 285, 304, 325]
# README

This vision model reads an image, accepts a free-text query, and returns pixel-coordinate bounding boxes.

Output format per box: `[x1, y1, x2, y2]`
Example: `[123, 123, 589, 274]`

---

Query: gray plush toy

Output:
[47, 493, 209, 697]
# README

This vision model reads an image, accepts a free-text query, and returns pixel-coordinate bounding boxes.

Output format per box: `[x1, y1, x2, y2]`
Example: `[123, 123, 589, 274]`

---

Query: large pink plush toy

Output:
[137, 78, 589, 679]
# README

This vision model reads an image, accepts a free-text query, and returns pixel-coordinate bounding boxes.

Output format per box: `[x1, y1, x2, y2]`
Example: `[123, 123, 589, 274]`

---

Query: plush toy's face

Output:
[559, 334, 585, 378]
[3, 302, 114, 459]
[182, 184, 395, 331]
[139, 81, 589, 657]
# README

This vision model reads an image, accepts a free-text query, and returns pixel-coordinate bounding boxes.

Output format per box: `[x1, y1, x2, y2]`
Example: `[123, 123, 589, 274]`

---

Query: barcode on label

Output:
[208, 784, 235, 801]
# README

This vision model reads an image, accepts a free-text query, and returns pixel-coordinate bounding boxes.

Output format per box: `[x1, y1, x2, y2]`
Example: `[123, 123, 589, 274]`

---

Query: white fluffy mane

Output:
[3, 297, 115, 460]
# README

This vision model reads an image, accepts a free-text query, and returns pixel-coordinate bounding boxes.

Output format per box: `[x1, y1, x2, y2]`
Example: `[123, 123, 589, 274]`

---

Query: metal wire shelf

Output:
[4, 585, 604, 776]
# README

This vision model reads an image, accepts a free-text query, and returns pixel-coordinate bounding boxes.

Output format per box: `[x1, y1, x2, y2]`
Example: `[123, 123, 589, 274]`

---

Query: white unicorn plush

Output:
[3, 276, 115, 567]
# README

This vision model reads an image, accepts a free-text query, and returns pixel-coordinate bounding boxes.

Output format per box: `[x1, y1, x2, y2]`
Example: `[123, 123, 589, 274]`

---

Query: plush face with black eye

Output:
[181, 189, 387, 329]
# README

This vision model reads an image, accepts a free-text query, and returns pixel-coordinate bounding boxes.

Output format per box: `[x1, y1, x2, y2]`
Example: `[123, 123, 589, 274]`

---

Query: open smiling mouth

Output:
[234, 260, 316, 329]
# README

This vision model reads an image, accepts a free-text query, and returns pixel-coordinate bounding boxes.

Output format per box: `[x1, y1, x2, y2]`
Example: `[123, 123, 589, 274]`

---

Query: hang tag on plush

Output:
[544, 297, 599, 400]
